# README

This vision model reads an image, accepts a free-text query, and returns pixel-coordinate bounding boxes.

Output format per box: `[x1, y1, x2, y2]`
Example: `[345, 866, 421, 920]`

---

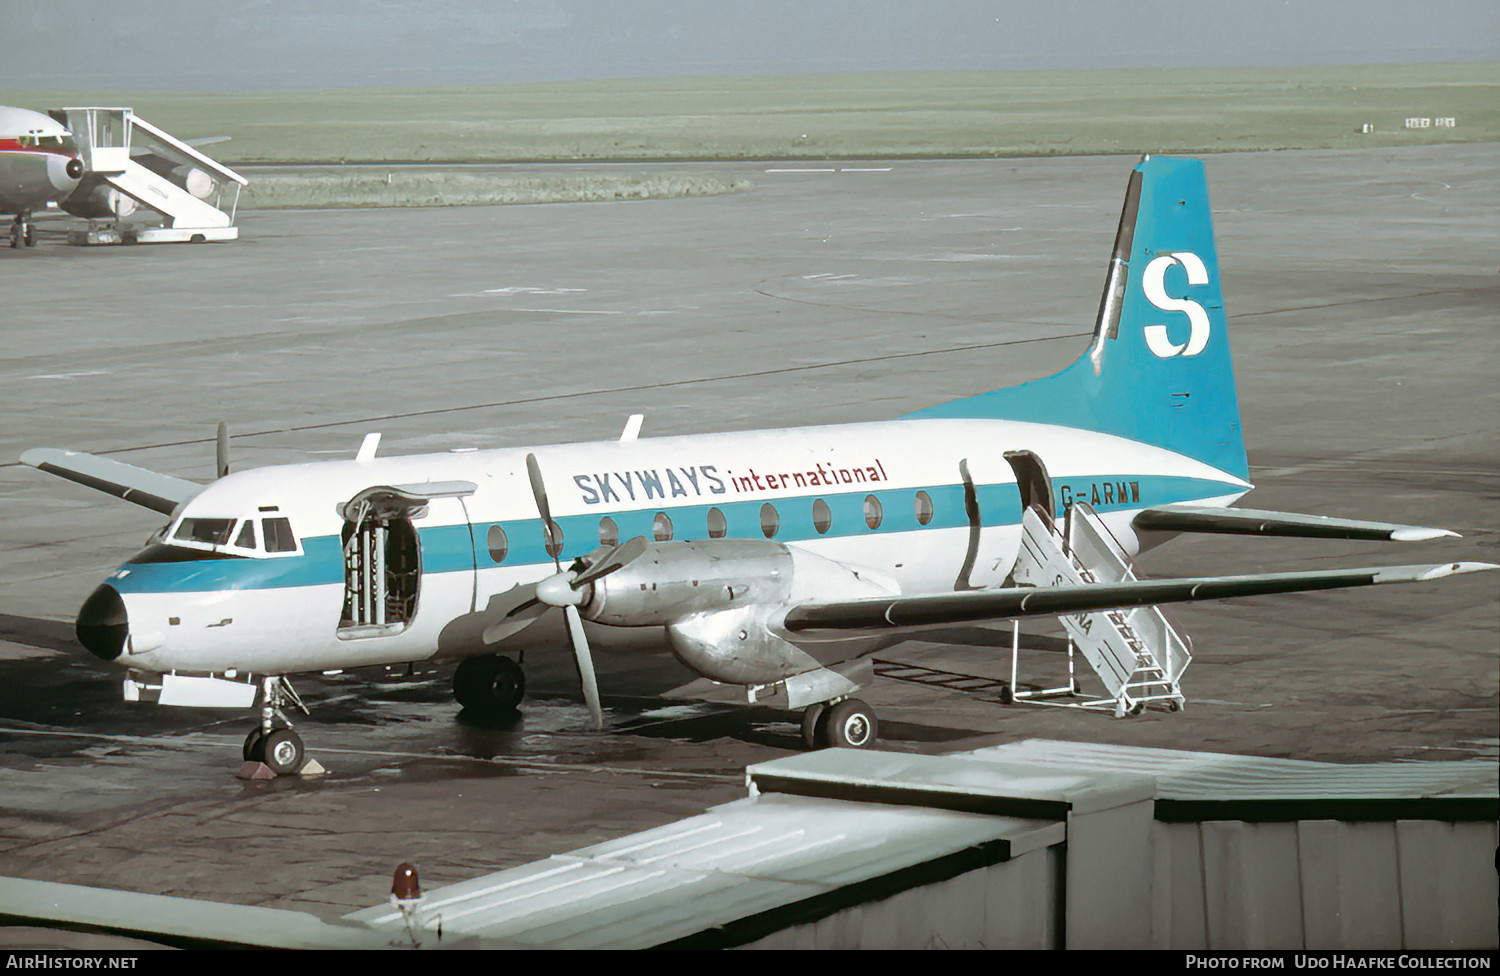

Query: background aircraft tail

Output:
[905, 155, 1249, 484]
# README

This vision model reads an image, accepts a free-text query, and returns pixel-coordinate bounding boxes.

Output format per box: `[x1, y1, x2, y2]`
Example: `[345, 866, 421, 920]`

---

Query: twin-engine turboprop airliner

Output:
[0, 106, 84, 247]
[23, 155, 1495, 775]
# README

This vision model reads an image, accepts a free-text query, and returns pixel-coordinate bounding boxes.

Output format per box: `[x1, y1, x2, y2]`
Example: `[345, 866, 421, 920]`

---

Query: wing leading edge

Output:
[21, 448, 201, 516]
[781, 561, 1497, 638]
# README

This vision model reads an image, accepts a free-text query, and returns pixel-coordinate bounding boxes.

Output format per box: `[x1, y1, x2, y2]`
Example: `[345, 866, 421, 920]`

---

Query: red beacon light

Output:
[392, 862, 421, 903]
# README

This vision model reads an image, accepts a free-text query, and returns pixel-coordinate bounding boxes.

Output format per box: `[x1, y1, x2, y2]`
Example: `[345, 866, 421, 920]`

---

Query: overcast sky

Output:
[3, 0, 1497, 92]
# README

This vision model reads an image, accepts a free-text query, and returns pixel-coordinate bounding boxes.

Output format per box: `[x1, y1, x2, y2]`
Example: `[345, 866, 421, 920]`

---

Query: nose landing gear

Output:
[242, 676, 310, 776]
[10, 213, 37, 248]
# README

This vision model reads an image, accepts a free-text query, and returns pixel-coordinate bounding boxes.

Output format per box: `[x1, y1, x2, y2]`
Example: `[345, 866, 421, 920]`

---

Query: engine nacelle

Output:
[135, 155, 216, 199]
[62, 182, 138, 218]
[583, 540, 896, 685]
[584, 539, 791, 626]
[175, 165, 214, 199]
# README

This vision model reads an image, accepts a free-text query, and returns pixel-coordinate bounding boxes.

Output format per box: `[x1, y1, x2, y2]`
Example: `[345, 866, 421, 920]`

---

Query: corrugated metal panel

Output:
[975, 739, 1497, 949]
[345, 791, 1063, 949]
[0, 876, 391, 949]
[742, 843, 1063, 949]
[970, 739, 1496, 820]
[337, 740, 1494, 949]
[747, 745, 1156, 816]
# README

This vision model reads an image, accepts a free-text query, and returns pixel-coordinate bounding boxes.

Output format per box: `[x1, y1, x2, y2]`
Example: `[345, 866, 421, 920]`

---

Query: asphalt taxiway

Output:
[0, 145, 1495, 919]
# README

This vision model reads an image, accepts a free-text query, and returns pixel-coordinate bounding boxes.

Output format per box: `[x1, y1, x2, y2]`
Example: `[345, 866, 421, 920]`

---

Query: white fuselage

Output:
[101, 416, 1249, 681]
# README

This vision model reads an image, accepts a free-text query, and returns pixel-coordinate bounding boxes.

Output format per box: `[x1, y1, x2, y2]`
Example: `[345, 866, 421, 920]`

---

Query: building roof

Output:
[970, 739, 1498, 822]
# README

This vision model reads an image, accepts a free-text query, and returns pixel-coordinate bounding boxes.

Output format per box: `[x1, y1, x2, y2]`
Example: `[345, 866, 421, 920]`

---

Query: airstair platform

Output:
[50, 106, 246, 243]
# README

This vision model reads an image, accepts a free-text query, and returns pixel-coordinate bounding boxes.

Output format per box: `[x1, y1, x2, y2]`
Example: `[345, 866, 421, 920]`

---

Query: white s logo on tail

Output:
[1142, 252, 1210, 358]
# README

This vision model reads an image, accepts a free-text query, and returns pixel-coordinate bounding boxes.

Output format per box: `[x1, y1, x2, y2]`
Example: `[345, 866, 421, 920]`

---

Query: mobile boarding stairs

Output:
[1006, 502, 1192, 717]
[51, 107, 246, 244]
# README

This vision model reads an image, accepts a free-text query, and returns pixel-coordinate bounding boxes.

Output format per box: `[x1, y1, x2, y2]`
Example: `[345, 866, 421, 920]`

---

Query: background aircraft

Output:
[0, 105, 84, 247]
[22, 156, 1494, 775]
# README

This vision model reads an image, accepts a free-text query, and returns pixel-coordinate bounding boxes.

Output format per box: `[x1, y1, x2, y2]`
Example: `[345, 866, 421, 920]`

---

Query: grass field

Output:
[237, 170, 751, 209]
[6, 63, 1496, 165]
[5, 63, 1493, 207]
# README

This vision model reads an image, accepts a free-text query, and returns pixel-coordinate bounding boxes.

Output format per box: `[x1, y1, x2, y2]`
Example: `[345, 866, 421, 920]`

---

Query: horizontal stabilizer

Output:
[1134, 505, 1459, 542]
[21, 448, 200, 515]
[782, 562, 1497, 636]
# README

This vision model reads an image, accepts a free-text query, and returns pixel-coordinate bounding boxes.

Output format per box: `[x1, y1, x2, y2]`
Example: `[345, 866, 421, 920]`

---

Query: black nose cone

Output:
[76, 585, 128, 661]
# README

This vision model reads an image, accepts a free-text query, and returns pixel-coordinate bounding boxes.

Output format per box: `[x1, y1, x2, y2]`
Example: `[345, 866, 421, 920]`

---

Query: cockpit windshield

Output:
[173, 517, 236, 546]
[17, 133, 78, 152]
[165, 514, 300, 556]
[263, 517, 298, 553]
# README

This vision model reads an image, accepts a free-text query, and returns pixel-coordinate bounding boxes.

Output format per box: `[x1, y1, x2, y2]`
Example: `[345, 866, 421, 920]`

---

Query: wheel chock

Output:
[235, 761, 276, 781]
[235, 758, 325, 780]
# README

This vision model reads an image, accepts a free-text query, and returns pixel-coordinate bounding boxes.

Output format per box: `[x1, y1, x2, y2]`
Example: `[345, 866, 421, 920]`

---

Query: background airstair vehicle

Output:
[1007, 502, 1192, 716]
[51, 107, 246, 243]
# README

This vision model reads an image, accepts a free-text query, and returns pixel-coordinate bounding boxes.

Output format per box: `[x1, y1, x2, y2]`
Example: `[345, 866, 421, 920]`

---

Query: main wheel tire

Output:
[262, 728, 305, 775]
[800, 703, 828, 750]
[822, 699, 878, 749]
[454, 655, 525, 718]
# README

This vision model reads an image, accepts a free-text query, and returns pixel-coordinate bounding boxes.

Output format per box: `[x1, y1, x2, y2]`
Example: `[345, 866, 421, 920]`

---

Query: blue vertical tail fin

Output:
[905, 155, 1249, 484]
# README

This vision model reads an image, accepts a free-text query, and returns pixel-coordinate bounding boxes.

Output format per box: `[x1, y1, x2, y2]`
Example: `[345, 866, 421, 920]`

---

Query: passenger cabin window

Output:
[864, 494, 883, 530]
[812, 499, 832, 535]
[706, 508, 727, 539]
[487, 525, 508, 563]
[760, 503, 780, 539]
[652, 512, 673, 542]
[914, 491, 935, 526]
[263, 517, 298, 553]
[543, 520, 564, 558]
[599, 517, 619, 546]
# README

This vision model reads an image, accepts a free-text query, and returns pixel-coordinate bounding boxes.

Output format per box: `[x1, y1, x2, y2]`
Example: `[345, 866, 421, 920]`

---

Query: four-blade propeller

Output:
[479, 452, 646, 730]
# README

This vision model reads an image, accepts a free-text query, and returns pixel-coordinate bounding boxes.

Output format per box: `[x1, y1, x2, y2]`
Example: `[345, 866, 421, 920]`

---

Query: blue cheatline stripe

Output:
[108, 475, 1241, 594]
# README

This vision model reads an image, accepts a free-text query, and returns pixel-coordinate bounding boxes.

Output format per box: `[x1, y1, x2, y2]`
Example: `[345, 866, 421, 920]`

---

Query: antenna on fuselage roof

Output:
[356, 432, 381, 462]
[216, 421, 230, 479]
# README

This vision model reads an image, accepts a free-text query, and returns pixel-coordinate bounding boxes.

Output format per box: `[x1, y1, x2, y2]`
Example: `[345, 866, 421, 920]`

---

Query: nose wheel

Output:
[243, 676, 310, 775]
[9, 213, 38, 248]
[243, 726, 306, 775]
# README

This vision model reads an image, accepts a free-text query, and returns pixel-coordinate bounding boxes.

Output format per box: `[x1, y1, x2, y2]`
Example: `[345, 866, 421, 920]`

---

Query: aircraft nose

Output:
[76, 584, 128, 662]
[49, 154, 83, 193]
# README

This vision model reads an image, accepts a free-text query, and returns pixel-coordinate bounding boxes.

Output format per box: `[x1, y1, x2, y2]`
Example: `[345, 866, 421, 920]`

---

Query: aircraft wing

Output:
[1133, 505, 1458, 542]
[20, 448, 201, 515]
[781, 562, 1496, 637]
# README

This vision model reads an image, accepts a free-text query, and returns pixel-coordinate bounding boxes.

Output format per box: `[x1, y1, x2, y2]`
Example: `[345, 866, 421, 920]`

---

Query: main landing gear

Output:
[242, 676, 310, 775]
[800, 698, 878, 750]
[453, 654, 526, 721]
